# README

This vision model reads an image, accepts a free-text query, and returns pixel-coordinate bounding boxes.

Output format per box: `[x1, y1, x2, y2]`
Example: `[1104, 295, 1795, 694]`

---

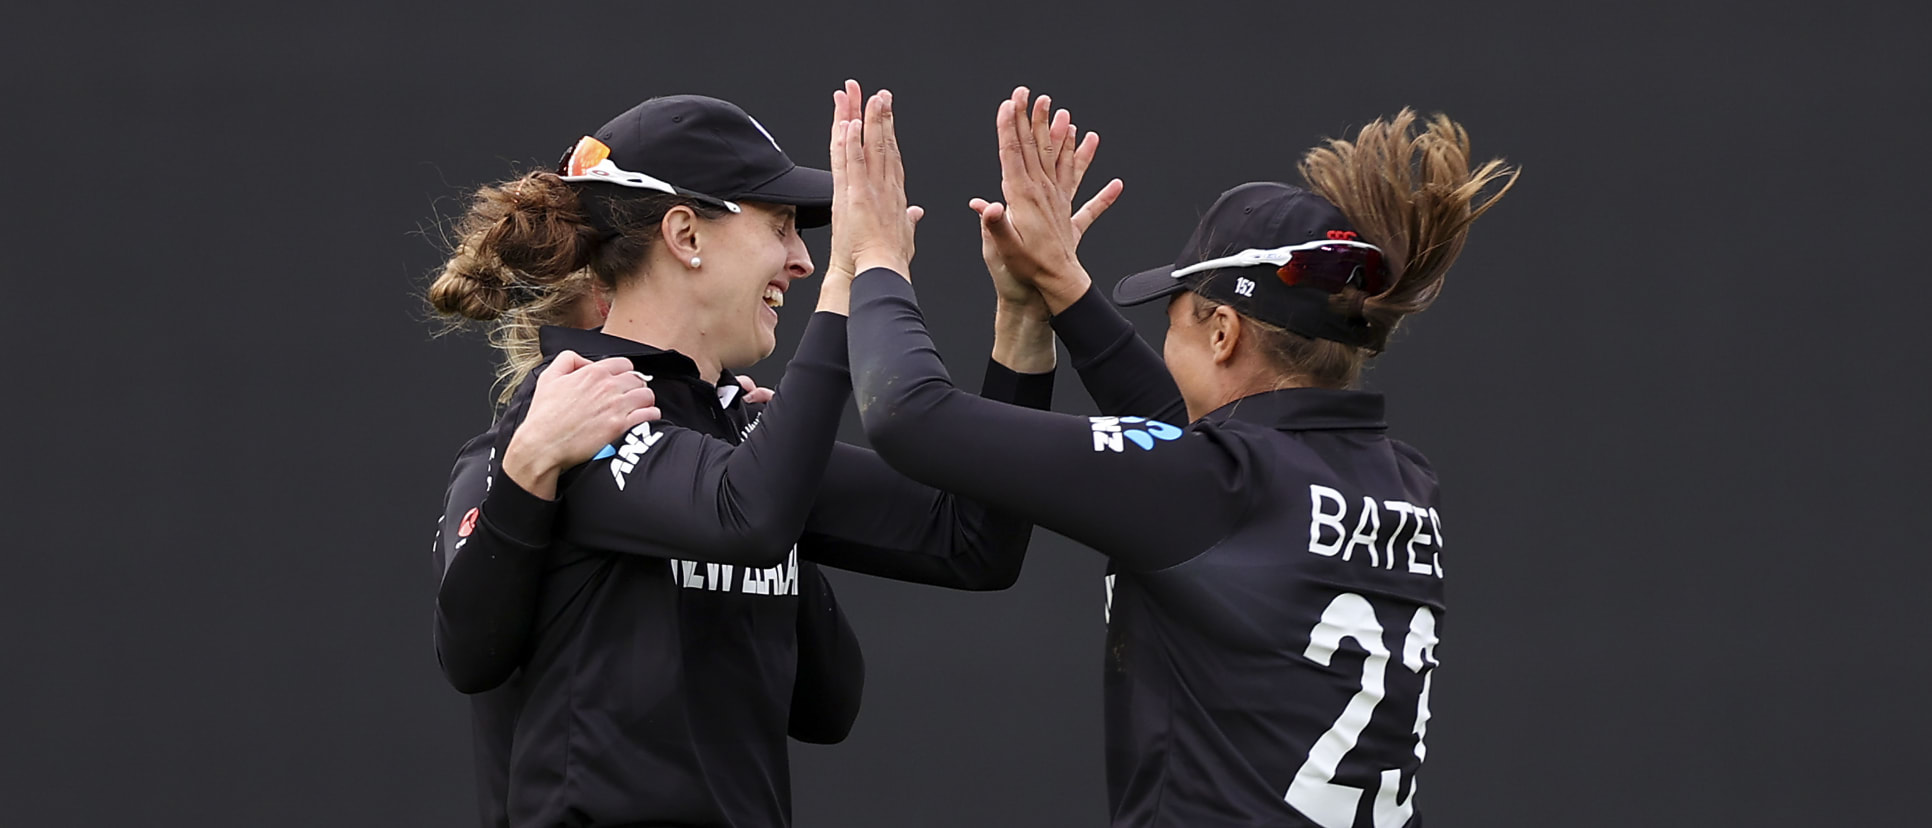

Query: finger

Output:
[587, 355, 634, 376]
[830, 111, 849, 185]
[1071, 178, 1126, 238]
[864, 92, 891, 171]
[832, 80, 861, 171]
[1039, 105, 1066, 177]
[1053, 112, 1078, 193]
[995, 99, 1027, 186]
[969, 197, 991, 215]
[1070, 130, 1100, 194]
[546, 350, 590, 375]
[621, 385, 657, 411]
[624, 404, 662, 429]
[842, 79, 861, 122]
[737, 375, 758, 394]
[831, 88, 846, 151]
[906, 205, 924, 225]
[1009, 87, 1042, 181]
[878, 89, 905, 190]
[843, 119, 866, 185]
[1020, 89, 1050, 180]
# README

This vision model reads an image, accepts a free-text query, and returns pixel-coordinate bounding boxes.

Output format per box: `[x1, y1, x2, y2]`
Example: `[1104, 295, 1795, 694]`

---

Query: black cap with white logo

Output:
[558, 95, 832, 228]
[1112, 182, 1390, 348]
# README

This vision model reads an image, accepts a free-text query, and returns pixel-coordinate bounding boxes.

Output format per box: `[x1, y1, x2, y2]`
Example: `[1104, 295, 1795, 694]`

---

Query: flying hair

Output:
[1297, 108, 1519, 345]
[1196, 108, 1518, 389]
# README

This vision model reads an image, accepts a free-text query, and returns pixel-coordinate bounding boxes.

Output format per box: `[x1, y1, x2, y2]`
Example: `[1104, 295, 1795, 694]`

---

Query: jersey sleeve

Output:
[787, 562, 864, 744]
[799, 360, 1053, 590]
[1050, 284, 1187, 424]
[432, 434, 556, 694]
[849, 269, 1253, 572]
[536, 311, 853, 568]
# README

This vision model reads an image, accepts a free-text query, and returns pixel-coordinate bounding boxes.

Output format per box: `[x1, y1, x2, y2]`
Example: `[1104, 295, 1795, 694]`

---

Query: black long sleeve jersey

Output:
[849, 271, 1448, 828]
[430, 311, 1054, 828]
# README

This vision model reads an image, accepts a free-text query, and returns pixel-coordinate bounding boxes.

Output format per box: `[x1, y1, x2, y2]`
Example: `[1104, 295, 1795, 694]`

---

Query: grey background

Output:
[3, 1, 1927, 825]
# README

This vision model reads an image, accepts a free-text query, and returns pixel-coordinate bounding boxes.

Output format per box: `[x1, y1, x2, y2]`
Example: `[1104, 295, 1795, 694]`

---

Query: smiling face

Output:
[692, 201, 814, 370]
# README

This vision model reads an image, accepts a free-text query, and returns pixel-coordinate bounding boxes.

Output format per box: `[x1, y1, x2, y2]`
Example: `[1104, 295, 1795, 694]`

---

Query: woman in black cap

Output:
[841, 87, 1517, 827]
[422, 83, 1114, 827]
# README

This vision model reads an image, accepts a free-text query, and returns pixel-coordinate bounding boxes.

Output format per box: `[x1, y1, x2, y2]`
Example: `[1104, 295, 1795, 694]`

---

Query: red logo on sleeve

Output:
[457, 507, 480, 538]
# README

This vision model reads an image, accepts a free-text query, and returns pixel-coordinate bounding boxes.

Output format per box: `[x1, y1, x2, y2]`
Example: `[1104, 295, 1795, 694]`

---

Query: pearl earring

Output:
[689, 256, 702, 268]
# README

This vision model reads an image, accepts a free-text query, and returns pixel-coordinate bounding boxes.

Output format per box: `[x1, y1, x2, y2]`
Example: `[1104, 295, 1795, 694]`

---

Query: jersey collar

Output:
[1203, 388, 1386, 431]
[536, 325, 741, 389]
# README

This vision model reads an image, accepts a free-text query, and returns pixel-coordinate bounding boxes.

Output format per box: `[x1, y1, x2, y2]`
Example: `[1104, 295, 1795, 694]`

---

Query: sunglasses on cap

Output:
[1171, 238, 1389, 295]
[555, 136, 743, 214]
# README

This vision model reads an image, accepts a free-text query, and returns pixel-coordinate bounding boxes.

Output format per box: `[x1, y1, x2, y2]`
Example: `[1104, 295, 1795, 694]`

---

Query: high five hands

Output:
[829, 80, 923, 287]
[972, 86, 1125, 315]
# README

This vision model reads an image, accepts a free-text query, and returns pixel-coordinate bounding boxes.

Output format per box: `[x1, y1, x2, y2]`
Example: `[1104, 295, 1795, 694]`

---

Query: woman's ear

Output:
[659, 205, 702, 264]
[591, 281, 612, 321]
[1208, 305, 1243, 365]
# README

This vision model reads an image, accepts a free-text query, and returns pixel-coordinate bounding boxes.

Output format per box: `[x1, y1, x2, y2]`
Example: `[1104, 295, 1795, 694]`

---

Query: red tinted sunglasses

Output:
[1277, 243, 1388, 295]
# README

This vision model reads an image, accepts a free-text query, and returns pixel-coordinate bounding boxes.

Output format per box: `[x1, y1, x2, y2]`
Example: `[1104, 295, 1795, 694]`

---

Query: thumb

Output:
[906, 205, 925, 226]
[979, 201, 1023, 249]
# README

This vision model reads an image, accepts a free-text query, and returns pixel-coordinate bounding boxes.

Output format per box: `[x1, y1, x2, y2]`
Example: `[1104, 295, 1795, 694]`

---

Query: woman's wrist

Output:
[853, 252, 911, 280]
[1038, 267, 1094, 315]
[815, 271, 853, 316]
[501, 434, 562, 501]
[992, 299, 1056, 374]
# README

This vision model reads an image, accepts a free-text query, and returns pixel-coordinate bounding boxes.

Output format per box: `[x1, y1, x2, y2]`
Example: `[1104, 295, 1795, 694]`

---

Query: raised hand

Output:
[502, 351, 661, 500]
[832, 83, 923, 283]
[970, 86, 1125, 313]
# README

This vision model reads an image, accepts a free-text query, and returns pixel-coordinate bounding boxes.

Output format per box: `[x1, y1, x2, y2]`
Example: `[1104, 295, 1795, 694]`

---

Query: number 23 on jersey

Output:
[1286, 592, 1439, 828]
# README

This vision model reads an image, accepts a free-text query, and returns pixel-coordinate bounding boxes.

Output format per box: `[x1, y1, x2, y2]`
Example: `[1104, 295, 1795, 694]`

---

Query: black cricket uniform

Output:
[434, 434, 863, 827]
[850, 271, 1447, 828]
[431, 311, 1053, 827]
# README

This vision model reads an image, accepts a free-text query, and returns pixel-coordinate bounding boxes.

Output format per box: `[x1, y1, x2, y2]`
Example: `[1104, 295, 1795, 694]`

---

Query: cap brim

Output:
[1112, 264, 1188, 306]
[734, 165, 833, 227]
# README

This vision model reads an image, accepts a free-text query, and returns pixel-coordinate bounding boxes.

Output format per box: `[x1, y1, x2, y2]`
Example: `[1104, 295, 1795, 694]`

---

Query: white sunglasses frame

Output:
[558, 155, 742, 214]
[1170, 238, 1383, 279]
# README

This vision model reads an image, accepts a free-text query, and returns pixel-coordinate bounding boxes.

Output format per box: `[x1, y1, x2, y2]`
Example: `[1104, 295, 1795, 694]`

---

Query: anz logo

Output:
[1089, 416, 1184, 453]
[598, 421, 664, 490]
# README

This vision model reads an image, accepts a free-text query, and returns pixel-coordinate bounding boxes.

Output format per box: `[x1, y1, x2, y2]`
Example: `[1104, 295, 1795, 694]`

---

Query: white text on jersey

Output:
[1307, 484, 1444, 578]
[668, 545, 799, 596]
[609, 422, 664, 490]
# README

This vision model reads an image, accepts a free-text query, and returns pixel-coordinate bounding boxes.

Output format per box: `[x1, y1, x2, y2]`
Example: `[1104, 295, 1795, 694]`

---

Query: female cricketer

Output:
[841, 87, 1517, 827]
[421, 83, 1103, 827]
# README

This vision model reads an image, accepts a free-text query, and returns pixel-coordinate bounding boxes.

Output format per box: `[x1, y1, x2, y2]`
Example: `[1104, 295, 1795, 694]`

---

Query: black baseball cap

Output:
[1112, 182, 1390, 348]
[558, 95, 833, 227]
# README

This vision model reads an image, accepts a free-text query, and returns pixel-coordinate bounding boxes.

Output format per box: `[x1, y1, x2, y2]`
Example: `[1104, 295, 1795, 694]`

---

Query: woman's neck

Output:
[1188, 365, 1311, 422]
[599, 290, 723, 384]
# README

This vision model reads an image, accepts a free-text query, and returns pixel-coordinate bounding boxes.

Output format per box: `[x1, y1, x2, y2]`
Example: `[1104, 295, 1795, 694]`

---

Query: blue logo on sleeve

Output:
[1089, 416, 1184, 452]
[593, 444, 617, 461]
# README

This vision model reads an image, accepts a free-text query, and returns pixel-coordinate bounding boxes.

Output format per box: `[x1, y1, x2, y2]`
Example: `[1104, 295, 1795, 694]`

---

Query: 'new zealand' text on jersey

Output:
[479, 317, 855, 828]
[848, 271, 1447, 828]
[429, 310, 1053, 828]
